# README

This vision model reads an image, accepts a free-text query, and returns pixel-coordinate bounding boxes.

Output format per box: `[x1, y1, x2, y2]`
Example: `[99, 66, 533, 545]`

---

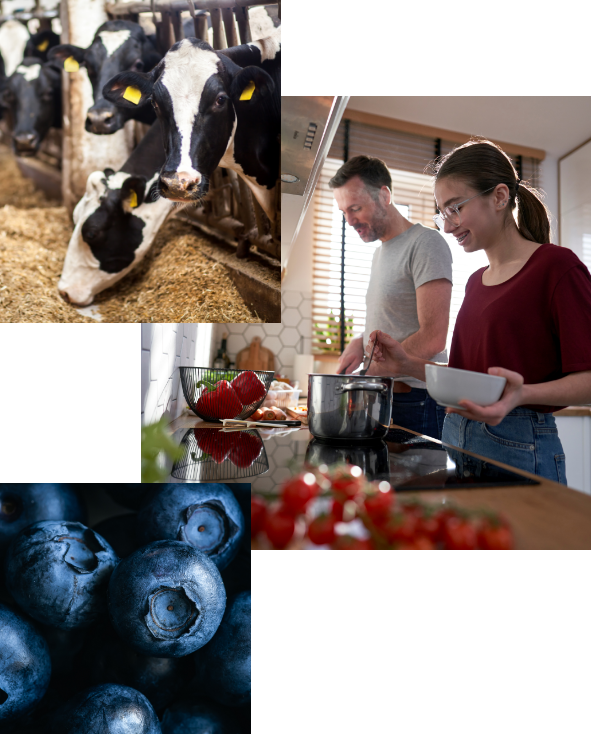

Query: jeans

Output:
[390, 388, 446, 441]
[441, 408, 567, 485]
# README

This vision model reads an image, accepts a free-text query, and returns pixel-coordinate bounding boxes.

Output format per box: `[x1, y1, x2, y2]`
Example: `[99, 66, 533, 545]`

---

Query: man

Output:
[330, 155, 452, 440]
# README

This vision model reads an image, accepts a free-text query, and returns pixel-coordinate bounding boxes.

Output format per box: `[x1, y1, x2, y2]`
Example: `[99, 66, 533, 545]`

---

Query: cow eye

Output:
[215, 94, 228, 107]
[131, 59, 144, 72]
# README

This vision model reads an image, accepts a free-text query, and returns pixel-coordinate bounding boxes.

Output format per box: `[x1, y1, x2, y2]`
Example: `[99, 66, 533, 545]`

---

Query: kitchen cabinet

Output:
[555, 408, 591, 496]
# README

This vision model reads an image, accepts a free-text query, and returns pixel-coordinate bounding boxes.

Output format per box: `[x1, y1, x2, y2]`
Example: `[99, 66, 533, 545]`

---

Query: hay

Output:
[0, 144, 262, 323]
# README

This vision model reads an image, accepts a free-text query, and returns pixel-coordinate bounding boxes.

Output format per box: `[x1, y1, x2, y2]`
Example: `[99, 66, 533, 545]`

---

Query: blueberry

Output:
[48, 683, 161, 733]
[0, 603, 51, 728]
[192, 591, 251, 707]
[93, 514, 140, 559]
[0, 484, 85, 557]
[108, 540, 226, 658]
[5, 521, 118, 629]
[137, 485, 245, 570]
[161, 699, 242, 734]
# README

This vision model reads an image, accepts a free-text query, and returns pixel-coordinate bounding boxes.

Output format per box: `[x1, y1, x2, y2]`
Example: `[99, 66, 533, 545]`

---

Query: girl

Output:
[368, 139, 591, 484]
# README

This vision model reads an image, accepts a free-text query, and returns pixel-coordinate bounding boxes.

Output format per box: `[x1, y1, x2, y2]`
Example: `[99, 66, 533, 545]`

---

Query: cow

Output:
[0, 19, 30, 77]
[0, 58, 61, 156]
[48, 20, 161, 134]
[57, 120, 175, 307]
[24, 30, 61, 63]
[101, 27, 281, 221]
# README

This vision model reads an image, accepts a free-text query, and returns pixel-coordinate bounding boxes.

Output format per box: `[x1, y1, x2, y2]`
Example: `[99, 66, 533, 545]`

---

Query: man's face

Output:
[333, 176, 390, 242]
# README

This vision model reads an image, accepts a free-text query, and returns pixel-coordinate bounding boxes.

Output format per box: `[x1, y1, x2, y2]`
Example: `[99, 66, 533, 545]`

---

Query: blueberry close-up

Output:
[0, 484, 85, 557]
[137, 485, 245, 570]
[0, 603, 52, 727]
[109, 540, 226, 658]
[161, 699, 242, 734]
[5, 521, 118, 629]
[48, 683, 162, 734]
[192, 591, 251, 707]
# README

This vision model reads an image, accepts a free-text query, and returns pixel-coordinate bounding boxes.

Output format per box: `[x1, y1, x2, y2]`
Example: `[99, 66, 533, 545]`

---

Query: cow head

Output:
[102, 38, 275, 203]
[58, 170, 172, 306]
[0, 59, 61, 156]
[24, 30, 61, 63]
[48, 20, 160, 134]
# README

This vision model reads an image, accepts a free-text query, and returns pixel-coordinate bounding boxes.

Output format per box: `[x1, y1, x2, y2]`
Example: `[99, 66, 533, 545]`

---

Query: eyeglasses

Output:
[433, 185, 497, 230]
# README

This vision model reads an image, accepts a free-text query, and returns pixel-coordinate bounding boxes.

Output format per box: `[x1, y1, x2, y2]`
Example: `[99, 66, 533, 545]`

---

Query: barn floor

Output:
[0, 144, 263, 323]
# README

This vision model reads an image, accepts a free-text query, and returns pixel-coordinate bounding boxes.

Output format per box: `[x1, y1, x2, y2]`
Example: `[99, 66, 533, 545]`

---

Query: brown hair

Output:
[432, 139, 550, 244]
[328, 155, 392, 200]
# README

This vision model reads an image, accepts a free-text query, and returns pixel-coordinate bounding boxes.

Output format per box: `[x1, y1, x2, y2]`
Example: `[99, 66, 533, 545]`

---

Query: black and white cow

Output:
[58, 120, 175, 307]
[101, 27, 280, 220]
[48, 20, 161, 134]
[0, 58, 61, 156]
[24, 30, 61, 63]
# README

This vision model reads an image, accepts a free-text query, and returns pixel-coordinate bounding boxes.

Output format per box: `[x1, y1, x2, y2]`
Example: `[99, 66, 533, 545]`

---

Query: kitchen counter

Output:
[166, 415, 591, 549]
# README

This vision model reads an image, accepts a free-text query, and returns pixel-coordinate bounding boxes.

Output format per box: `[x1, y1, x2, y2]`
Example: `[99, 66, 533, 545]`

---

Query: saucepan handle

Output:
[336, 382, 388, 394]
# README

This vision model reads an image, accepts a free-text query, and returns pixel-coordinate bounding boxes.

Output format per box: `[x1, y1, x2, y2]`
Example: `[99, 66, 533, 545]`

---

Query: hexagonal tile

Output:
[279, 328, 301, 348]
[226, 323, 249, 335]
[278, 346, 297, 367]
[252, 476, 275, 492]
[282, 290, 302, 309]
[298, 318, 312, 338]
[271, 466, 292, 485]
[227, 334, 247, 358]
[271, 445, 294, 467]
[262, 335, 281, 355]
[298, 299, 312, 320]
[282, 308, 300, 328]
[263, 323, 282, 336]
[243, 324, 266, 343]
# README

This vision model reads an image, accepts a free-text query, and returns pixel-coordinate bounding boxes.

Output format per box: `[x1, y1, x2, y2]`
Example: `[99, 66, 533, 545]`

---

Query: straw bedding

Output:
[0, 144, 260, 323]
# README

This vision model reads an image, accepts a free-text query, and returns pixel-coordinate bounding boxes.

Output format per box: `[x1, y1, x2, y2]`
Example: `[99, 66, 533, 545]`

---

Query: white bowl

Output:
[425, 365, 506, 409]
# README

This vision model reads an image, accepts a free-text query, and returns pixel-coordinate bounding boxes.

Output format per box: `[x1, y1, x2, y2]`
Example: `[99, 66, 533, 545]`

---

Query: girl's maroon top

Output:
[448, 244, 591, 412]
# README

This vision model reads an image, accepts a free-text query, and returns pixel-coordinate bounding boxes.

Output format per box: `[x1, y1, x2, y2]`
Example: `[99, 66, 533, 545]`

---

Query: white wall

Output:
[141, 323, 213, 426]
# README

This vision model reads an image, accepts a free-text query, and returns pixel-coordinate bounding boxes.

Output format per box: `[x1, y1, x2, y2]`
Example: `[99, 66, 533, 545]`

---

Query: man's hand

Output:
[337, 336, 364, 374]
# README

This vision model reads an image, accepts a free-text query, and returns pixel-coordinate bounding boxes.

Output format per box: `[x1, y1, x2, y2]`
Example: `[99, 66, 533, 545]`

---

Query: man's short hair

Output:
[328, 156, 392, 199]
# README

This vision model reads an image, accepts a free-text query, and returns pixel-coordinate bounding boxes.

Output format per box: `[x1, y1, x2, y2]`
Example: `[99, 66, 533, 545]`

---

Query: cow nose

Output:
[58, 288, 93, 307]
[13, 132, 39, 153]
[86, 109, 116, 133]
[159, 170, 201, 199]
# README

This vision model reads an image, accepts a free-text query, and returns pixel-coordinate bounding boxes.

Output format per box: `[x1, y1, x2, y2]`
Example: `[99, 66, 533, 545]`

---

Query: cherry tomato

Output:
[363, 489, 395, 525]
[251, 496, 267, 538]
[478, 522, 514, 550]
[281, 473, 320, 516]
[442, 517, 478, 550]
[331, 499, 344, 522]
[384, 513, 418, 545]
[307, 515, 337, 545]
[330, 466, 365, 499]
[331, 535, 375, 550]
[264, 508, 295, 549]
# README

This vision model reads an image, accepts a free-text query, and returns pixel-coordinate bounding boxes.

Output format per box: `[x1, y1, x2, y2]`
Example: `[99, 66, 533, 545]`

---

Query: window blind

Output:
[313, 119, 542, 356]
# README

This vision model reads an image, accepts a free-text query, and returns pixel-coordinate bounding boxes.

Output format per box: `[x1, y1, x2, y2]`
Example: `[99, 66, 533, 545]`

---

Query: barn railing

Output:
[105, 0, 281, 260]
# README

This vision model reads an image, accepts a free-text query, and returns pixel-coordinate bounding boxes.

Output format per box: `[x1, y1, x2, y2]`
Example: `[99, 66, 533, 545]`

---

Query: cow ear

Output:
[47, 44, 86, 71]
[230, 66, 275, 104]
[102, 71, 153, 109]
[121, 176, 146, 211]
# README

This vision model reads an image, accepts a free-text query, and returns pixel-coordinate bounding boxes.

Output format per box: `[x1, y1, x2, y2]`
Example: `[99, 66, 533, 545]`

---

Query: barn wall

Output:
[60, 0, 134, 213]
[141, 323, 214, 426]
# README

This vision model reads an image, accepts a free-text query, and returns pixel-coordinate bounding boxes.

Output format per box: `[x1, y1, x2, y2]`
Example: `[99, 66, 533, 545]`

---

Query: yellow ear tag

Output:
[123, 86, 142, 105]
[129, 190, 138, 208]
[64, 56, 79, 72]
[37, 39, 49, 52]
[239, 80, 255, 101]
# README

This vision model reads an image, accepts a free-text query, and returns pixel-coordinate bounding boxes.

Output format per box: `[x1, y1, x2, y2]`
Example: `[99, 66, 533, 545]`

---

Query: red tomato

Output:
[478, 522, 514, 550]
[281, 473, 320, 516]
[307, 515, 337, 545]
[384, 513, 418, 545]
[251, 496, 267, 537]
[416, 513, 443, 542]
[264, 508, 295, 549]
[330, 466, 365, 499]
[442, 517, 479, 550]
[331, 499, 344, 522]
[331, 535, 375, 550]
[363, 489, 395, 525]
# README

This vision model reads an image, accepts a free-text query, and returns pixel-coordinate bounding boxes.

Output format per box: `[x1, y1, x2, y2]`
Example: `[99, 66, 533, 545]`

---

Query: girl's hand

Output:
[366, 330, 410, 377]
[445, 367, 525, 425]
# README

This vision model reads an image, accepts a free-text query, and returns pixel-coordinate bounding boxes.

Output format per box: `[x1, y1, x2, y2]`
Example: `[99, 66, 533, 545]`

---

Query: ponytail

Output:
[432, 139, 551, 244]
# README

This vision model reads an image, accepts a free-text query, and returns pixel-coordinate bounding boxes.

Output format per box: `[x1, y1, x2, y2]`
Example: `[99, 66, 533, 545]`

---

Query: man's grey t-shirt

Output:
[363, 223, 453, 389]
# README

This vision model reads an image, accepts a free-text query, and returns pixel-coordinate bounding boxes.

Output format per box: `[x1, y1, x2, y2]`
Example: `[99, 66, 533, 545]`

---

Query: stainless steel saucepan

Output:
[307, 373, 394, 441]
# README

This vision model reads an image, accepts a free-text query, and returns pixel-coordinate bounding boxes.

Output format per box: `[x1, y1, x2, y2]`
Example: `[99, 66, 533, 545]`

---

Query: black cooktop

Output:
[167, 424, 539, 492]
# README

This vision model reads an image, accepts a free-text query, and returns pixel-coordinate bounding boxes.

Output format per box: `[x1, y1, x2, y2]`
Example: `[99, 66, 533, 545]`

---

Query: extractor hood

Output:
[281, 96, 349, 274]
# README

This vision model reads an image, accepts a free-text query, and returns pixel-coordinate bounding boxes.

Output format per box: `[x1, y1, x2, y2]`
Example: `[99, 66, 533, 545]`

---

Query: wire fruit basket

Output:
[179, 367, 275, 422]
